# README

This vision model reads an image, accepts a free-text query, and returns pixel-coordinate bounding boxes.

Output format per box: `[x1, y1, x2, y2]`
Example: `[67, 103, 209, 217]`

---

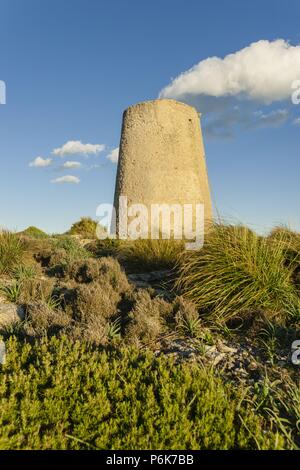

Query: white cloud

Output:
[293, 117, 300, 125]
[106, 147, 119, 163]
[160, 39, 300, 104]
[51, 175, 80, 184]
[62, 161, 82, 169]
[53, 140, 105, 157]
[29, 156, 52, 168]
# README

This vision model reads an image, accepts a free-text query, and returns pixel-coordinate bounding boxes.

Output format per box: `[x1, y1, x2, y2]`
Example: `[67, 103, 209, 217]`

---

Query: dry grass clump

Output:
[117, 238, 185, 271]
[268, 226, 300, 289]
[85, 238, 122, 258]
[16, 257, 131, 345]
[23, 301, 71, 337]
[35, 237, 90, 275]
[124, 290, 172, 346]
[0, 231, 24, 275]
[268, 226, 300, 248]
[67, 257, 130, 293]
[21, 236, 53, 267]
[71, 282, 120, 323]
[67, 258, 102, 283]
[65, 316, 115, 346]
[177, 224, 300, 324]
[18, 277, 56, 304]
[173, 296, 202, 338]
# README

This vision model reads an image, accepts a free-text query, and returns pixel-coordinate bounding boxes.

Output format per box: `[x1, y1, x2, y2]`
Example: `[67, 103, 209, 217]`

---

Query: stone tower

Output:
[113, 99, 212, 241]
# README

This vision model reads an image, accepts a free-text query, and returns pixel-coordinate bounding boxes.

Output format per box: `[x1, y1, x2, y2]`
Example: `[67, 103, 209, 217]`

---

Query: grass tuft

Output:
[0, 231, 24, 275]
[117, 238, 184, 271]
[177, 224, 300, 323]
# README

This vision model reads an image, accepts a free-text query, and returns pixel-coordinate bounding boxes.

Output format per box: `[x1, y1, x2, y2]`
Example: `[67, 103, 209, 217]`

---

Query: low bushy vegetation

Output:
[1, 222, 300, 450]
[34, 237, 90, 277]
[0, 336, 293, 450]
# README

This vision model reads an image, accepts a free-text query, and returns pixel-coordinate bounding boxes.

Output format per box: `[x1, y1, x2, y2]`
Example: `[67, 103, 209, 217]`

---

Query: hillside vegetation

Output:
[0, 222, 299, 449]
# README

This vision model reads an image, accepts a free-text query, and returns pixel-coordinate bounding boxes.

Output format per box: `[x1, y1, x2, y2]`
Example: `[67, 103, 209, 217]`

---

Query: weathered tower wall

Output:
[113, 99, 212, 239]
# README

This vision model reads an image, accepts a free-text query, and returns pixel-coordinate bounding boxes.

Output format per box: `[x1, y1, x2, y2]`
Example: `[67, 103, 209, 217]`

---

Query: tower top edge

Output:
[123, 99, 201, 116]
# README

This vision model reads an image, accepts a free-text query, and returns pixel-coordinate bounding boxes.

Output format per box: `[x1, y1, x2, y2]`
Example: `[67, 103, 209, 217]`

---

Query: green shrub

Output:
[0, 336, 287, 450]
[117, 238, 184, 271]
[0, 231, 24, 275]
[177, 224, 300, 323]
[20, 226, 48, 239]
[68, 217, 102, 239]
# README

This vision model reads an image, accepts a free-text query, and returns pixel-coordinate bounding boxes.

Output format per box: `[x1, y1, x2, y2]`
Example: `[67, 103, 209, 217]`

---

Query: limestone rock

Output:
[0, 303, 25, 327]
[0, 340, 6, 364]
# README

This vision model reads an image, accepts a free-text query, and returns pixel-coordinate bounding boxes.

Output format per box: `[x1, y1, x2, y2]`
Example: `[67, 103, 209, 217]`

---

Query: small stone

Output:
[0, 303, 24, 327]
[0, 340, 6, 364]
[217, 342, 238, 354]
[211, 352, 226, 366]
[204, 345, 217, 355]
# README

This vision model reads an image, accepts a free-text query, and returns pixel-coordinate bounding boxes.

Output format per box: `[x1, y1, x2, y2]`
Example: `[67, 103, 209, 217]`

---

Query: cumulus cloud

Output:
[62, 161, 82, 169]
[29, 156, 52, 168]
[293, 117, 300, 125]
[159, 39, 300, 137]
[51, 175, 80, 184]
[160, 39, 300, 103]
[106, 147, 119, 163]
[53, 140, 105, 157]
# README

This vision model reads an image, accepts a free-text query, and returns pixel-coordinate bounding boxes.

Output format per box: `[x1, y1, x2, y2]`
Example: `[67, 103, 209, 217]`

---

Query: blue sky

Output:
[0, 0, 300, 234]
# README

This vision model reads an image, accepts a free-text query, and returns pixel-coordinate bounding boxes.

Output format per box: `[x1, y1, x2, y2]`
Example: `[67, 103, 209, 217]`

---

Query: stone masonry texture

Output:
[113, 99, 212, 237]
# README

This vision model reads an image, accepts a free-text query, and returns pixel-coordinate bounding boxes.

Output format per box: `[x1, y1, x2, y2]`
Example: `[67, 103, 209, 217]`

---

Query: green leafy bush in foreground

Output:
[177, 224, 300, 323]
[0, 336, 288, 450]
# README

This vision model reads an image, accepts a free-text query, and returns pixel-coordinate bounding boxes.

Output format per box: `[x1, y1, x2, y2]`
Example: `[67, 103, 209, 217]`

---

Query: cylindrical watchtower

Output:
[113, 99, 212, 239]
